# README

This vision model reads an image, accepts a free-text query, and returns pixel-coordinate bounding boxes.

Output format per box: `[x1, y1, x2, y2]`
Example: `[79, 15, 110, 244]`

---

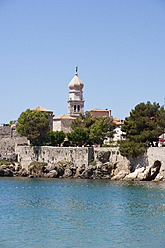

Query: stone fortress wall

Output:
[15, 146, 94, 170]
[0, 126, 28, 156]
[15, 145, 165, 181]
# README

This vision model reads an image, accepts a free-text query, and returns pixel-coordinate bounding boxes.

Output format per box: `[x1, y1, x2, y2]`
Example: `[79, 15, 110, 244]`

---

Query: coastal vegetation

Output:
[16, 110, 116, 147]
[0, 159, 15, 166]
[16, 109, 50, 146]
[71, 112, 116, 146]
[16, 102, 165, 156]
[47, 130, 65, 146]
[119, 101, 165, 157]
[89, 116, 116, 147]
[67, 127, 89, 146]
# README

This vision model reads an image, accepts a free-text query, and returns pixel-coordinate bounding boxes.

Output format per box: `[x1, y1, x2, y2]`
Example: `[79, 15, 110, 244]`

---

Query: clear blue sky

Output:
[0, 0, 165, 124]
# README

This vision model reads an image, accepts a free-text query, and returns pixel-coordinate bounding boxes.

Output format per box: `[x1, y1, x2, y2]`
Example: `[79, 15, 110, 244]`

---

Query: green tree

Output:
[47, 131, 65, 146]
[16, 109, 50, 146]
[89, 116, 116, 147]
[67, 127, 89, 146]
[119, 101, 165, 157]
[71, 111, 95, 132]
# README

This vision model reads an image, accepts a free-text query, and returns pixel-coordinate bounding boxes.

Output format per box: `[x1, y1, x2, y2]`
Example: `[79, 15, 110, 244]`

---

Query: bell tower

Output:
[68, 68, 85, 117]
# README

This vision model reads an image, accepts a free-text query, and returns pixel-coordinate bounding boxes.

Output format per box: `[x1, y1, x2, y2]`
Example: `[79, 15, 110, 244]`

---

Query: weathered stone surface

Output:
[0, 168, 4, 176]
[123, 160, 161, 181]
[14, 163, 22, 171]
[92, 169, 102, 179]
[16, 146, 94, 170]
[81, 166, 94, 179]
[124, 167, 146, 181]
[20, 169, 28, 177]
[111, 170, 129, 180]
[57, 167, 64, 177]
[0, 146, 164, 181]
[0, 126, 28, 156]
[96, 151, 110, 163]
[3, 169, 13, 177]
[75, 164, 85, 176]
[44, 164, 55, 173]
[63, 168, 72, 178]
[46, 170, 58, 178]
[29, 175, 34, 178]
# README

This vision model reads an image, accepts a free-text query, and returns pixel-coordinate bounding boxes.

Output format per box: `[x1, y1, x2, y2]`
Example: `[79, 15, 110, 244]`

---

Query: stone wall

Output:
[15, 146, 94, 170]
[146, 147, 165, 180]
[94, 147, 131, 177]
[11, 145, 165, 181]
[94, 147, 165, 180]
[0, 126, 28, 155]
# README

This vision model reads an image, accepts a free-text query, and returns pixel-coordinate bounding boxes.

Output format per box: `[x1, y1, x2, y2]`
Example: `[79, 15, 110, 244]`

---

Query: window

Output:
[74, 105, 76, 112]
[78, 105, 80, 112]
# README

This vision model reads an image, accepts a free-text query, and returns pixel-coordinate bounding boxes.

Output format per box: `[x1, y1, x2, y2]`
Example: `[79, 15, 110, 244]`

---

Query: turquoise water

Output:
[0, 178, 165, 248]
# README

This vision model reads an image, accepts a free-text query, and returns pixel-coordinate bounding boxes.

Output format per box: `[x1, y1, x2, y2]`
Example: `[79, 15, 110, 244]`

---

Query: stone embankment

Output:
[0, 126, 164, 181]
[0, 163, 28, 177]
[0, 146, 164, 181]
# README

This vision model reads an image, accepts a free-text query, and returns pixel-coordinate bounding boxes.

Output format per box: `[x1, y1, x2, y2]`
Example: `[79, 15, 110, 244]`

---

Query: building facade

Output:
[53, 114, 75, 133]
[88, 108, 112, 118]
[112, 118, 125, 142]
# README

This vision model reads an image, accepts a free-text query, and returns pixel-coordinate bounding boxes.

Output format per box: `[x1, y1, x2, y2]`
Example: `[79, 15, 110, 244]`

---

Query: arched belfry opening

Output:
[68, 68, 85, 117]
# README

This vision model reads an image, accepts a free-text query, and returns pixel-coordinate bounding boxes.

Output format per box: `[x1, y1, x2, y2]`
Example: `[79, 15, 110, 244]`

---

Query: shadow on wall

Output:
[129, 152, 149, 172]
[146, 160, 161, 181]
[33, 146, 42, 161]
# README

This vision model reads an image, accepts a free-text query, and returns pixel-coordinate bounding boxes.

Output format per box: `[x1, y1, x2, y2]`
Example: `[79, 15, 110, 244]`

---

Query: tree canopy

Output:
[47, 131, 66, 146]
[89, 116, 116, 146]
[119, 101, 165, 157]
[67, 127, 89, 147]
[71, 111, 95, 132]
[16, 109, 50, 146]
[70, 112, 116, 146]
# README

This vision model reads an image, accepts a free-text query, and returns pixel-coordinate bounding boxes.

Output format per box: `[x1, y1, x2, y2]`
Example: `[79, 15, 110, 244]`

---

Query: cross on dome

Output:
[68, 67, 84, 90]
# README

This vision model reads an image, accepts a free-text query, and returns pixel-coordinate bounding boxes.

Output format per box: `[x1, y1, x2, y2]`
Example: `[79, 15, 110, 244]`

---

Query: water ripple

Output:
[0, 178, 165, 248]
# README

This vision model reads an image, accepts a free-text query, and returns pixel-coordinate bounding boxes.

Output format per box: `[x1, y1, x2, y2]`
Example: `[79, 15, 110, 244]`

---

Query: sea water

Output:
[0, 178, 165, 248]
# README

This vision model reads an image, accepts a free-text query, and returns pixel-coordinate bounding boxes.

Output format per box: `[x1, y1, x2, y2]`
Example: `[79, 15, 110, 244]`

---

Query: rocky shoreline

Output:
[0, 156, 163, 181]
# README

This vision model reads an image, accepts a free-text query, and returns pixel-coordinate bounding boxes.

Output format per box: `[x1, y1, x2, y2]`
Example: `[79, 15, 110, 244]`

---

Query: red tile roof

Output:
[89, 109, 110, 112]
[32, 106, 53, 113]
[54, 114, 75, 120]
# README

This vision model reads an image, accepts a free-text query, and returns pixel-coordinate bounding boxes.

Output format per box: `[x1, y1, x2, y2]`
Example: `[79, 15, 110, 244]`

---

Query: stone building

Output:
[112, 118, 125, 142]
[32, 106, 54, 130]
[53, 114, 75, 133]
[88, 108, 112, 118]
[67, 68, 85, 117]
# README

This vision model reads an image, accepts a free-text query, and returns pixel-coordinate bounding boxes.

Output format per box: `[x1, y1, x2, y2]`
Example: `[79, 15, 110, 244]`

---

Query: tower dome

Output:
[67, 67, 85, 117]
[68, 68, 84, 90]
